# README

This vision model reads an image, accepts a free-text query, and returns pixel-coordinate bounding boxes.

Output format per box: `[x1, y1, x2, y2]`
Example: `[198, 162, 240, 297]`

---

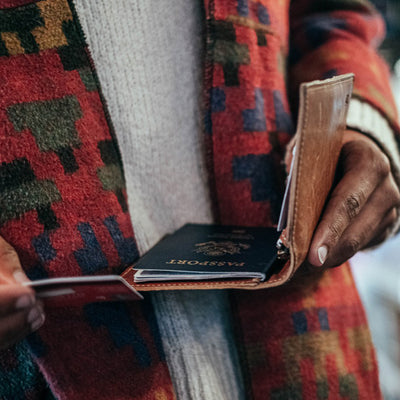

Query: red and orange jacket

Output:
[0, 0, 398, 399]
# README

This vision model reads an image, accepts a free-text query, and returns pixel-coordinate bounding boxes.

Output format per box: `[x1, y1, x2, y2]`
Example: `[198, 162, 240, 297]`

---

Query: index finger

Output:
[307, 169, 376, 267]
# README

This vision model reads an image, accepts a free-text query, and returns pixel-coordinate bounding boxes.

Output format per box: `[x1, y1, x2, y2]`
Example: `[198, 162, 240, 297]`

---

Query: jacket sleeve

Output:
[289, 0, 400, 234]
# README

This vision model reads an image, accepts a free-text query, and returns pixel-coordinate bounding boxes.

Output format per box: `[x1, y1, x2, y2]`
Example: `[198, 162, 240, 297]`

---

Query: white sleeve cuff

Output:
[347, 98, 400, 236]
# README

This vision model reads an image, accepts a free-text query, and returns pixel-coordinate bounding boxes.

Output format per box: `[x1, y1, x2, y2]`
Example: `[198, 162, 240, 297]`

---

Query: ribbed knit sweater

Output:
[74, 1, 245, 397]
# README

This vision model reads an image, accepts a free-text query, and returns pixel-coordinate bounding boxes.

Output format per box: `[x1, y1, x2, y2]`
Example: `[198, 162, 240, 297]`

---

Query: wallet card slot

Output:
[277, 145, 296, 232]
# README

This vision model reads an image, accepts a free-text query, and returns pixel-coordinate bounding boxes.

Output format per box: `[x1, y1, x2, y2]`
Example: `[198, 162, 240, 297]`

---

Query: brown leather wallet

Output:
[122, 74, 355, 291]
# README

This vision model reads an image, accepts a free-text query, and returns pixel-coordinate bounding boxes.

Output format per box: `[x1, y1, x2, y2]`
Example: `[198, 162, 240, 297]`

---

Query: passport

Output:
[133, 224, 281, 283]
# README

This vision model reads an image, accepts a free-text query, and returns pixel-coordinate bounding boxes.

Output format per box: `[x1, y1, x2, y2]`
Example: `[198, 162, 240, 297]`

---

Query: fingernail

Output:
[15, 294, 35, 310]
[27, 306, 44, 325]
[13, 271, 29, 284]
[30, 313, 45, 331]
[318, 245, 328, 266]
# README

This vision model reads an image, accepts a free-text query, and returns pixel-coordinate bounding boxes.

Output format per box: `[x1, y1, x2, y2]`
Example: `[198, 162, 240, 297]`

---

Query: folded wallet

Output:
[121, 73, 355, 291]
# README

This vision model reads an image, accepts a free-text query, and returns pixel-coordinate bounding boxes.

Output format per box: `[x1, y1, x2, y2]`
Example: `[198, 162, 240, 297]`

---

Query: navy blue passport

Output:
[133, 224, 280, 283]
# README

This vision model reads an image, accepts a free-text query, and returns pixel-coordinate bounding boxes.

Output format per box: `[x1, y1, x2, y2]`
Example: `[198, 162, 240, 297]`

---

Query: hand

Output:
[0, 237, 45, 350]
[307, 130, 400, 268]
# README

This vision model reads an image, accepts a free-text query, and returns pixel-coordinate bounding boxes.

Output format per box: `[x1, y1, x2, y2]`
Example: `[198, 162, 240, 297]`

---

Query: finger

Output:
[308, 144, 396, 268]
[340, 138, 391, 178]
[308, 171, 376, 267]
[0, 237, 30, 285]
[322, 183, 400, 268]
[0, 303, 45, 350]
[364, 207, 398, 249]
[0, 285, 36, 317]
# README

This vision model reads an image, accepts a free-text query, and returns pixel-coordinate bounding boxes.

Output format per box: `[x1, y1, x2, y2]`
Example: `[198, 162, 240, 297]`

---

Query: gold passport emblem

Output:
[194, 241, 250, 257]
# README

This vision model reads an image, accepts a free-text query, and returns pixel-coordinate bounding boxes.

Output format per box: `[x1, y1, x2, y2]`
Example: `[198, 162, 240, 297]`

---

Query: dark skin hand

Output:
[0, 236, 45, 350]
[307, 129, 400, 268]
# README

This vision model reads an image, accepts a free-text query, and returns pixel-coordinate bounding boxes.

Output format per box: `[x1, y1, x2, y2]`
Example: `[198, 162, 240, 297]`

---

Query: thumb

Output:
[0, 237, 30, 285]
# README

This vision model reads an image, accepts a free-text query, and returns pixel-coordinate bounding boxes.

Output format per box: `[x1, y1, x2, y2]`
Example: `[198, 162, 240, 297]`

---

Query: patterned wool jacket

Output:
[0, 0, 399, 399]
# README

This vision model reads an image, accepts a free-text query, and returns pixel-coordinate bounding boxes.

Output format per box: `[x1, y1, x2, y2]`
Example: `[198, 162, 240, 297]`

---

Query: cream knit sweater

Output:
[74, 1, 244, 399]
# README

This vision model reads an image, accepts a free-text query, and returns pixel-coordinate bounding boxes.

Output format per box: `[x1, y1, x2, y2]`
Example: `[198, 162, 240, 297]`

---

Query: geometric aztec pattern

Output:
[0, 0, 397, 398]
[0, 0, 137, 280]
[233, 265, 382, 400]
[207, 5, 293, 226]
[205, 0, 395, 399]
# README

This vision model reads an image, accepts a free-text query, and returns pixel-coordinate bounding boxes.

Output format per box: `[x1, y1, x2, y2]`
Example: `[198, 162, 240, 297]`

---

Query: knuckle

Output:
[343, 238, 361, 258]
[0, 243, 19, 265]
[388, 215, 397, 227]
[376, 154, 391, 178]
[392, 189, 400, 208]
[387, 209, 397, 226]
[381, 177, 400, 209]
[343, 193, 363, 220]
[342, 140, 362, 159]
[0, 243, 17, 258]
[327, 219, 344, 243]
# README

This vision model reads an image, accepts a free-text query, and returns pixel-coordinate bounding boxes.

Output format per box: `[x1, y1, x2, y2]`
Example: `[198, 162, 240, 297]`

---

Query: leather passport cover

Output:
[255, 73, 354, 290]
[283, 74, 354, 275]
[122, 73, 355, 291]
